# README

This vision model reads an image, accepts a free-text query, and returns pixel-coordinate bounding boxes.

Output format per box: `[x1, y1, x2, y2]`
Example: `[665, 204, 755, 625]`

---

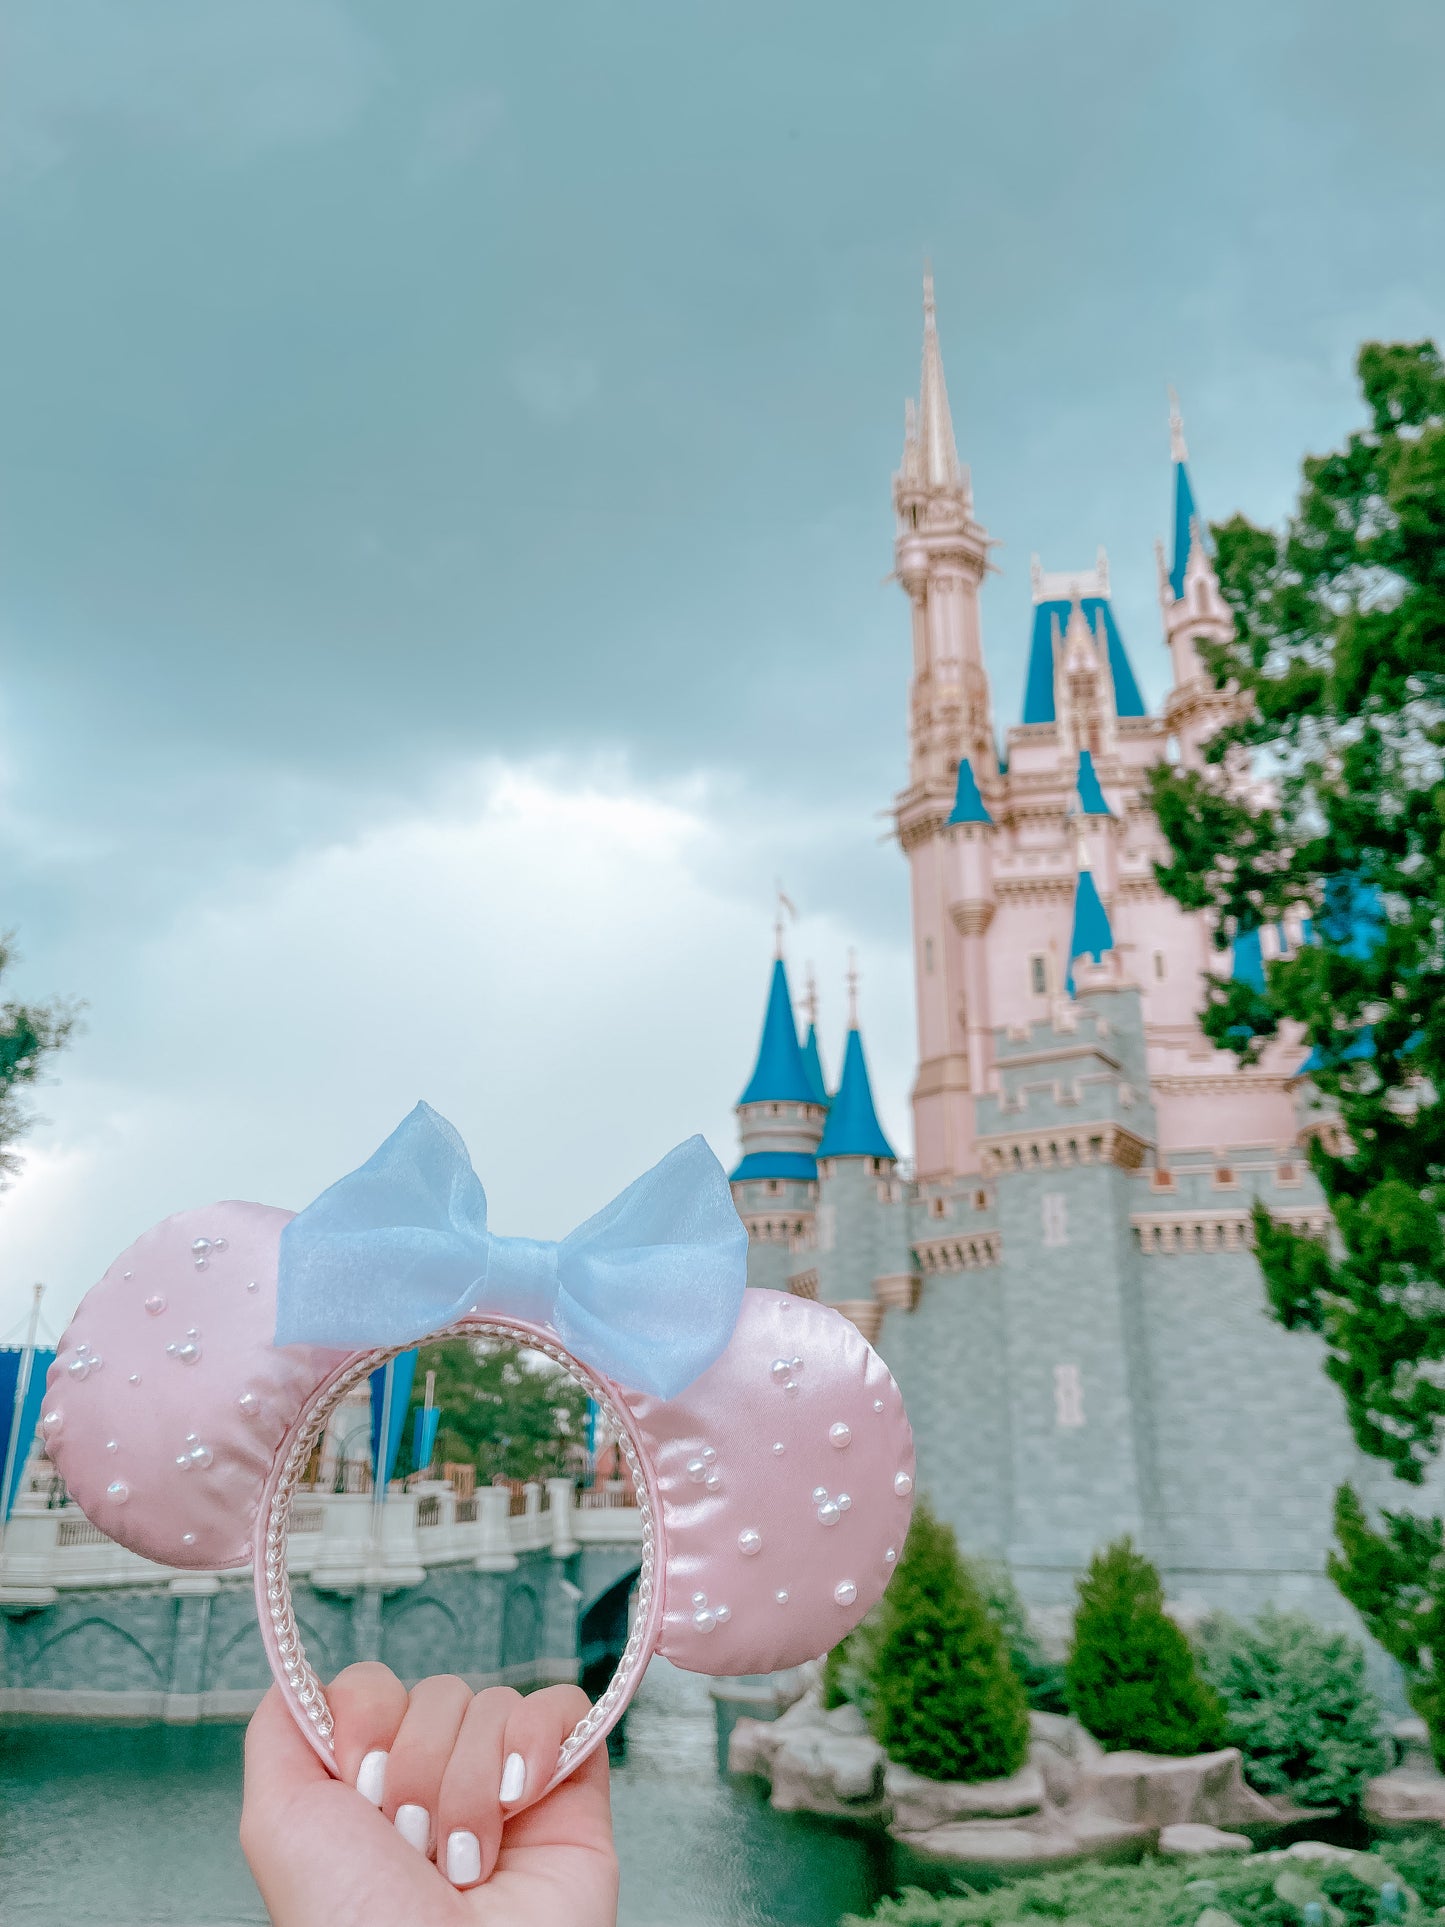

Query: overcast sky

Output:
[2, 0, 1442, 1335]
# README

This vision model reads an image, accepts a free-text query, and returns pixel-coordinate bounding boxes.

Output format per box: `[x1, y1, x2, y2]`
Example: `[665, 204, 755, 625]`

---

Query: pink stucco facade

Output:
[894, 280, 1301, 1183]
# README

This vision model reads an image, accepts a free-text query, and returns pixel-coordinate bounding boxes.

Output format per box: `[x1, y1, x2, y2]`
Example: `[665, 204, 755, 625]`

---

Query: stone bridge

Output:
[0, 1477, 642, 1722]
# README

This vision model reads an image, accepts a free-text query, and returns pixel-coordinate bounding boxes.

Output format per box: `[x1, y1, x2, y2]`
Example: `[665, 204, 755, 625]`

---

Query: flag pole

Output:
[0, 1284, 45, 1570]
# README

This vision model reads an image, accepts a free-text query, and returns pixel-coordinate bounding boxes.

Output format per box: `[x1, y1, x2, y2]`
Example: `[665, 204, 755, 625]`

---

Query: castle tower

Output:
[893, 270, 998, 1181]
[730, 952, 826, 1290]
[800, 967, 916, 1341]
[1157, 392, 1238, 767]
[800, 966, 830, 1107]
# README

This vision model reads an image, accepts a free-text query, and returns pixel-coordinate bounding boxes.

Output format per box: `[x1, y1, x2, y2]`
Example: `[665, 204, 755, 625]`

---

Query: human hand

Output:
[241, 1664, 619, 1926]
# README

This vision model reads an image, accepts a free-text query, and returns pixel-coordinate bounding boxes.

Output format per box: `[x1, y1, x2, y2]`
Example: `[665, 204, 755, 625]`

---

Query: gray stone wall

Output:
[0, 1545, 639, 1719]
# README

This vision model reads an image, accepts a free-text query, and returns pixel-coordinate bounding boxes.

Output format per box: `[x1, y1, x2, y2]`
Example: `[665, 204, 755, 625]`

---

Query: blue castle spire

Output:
[817, 1025, 895, 1161]
[801, 1022, 830, 1106]
[947, 755, 993, 825]
[737, 956, 814, 1106]
[1065, 865, 1114, 996]
[1074, 749, 1112, 817]
[1168, 390, 1210, 600]
[1022, 593, 1147, 725]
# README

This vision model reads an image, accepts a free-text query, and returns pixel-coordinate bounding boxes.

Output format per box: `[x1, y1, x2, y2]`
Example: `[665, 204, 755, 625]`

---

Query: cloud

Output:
[0, 755, 914, 1334]
[0, 0, 385, 180]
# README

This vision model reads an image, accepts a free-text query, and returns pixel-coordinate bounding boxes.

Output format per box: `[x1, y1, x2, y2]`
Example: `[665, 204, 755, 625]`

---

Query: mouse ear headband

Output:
[43, 1104, 914, 1788]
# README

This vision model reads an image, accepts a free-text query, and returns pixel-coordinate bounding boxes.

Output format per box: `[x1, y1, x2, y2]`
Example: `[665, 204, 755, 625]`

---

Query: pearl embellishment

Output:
[238, 1391, 261, 1418]
[776, 1589, 790, 1605]
[834, 1580, 858, 1607]
[894, 1471, 913, 1496]
[818, 1501, 841, 1528]
[738, 1529, 762, 1556]
[144, 1296, 166, 1317]
[41, 1411, 62, 1437]
[106, 1480, 129, 1503]
[829, 1422, 852, 1449]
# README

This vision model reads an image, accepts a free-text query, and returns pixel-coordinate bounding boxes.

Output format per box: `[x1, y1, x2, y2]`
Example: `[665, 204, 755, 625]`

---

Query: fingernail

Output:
[356, 1749, 387, 1806]
[446, 1829, 482, 1888]
[499, 1751, 526, 1804]
[394, 1803, 430, 1854]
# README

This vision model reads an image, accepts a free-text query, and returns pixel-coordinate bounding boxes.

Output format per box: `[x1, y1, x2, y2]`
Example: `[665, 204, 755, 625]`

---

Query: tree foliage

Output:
[1065, 1538, 1226, 1756]
[403, 1335, 588, 1485]
[867, 1499, 1030, 1783]
[1197, 1607, 1386, 1808]
[0, 934, 78, 1186]
[1148, 341, 1445, 1752]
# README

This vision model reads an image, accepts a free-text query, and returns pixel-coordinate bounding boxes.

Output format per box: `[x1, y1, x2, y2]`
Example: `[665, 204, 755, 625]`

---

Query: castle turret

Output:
[800, 966, 831, 1107]
[1157, 392, 1238, 766]
[799, 970, 915, 1340]
[730, 953, 826, 1289]
[1023, 552, 1148, 745]
[893, 270, 998, 1181]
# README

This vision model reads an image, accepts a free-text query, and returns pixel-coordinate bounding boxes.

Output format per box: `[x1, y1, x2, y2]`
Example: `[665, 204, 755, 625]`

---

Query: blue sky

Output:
[2, 0, 1442, 1329]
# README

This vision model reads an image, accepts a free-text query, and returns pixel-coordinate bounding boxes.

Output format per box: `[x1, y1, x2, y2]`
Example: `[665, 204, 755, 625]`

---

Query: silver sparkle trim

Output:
[258, 1318, 656, 1771]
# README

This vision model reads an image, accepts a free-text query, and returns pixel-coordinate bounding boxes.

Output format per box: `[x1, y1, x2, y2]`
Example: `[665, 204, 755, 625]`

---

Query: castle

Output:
[727, 274, 1370, 1623]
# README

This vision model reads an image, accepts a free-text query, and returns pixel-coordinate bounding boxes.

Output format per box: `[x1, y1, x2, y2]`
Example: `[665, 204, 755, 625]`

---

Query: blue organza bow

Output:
[275, 1103, 749, 1400]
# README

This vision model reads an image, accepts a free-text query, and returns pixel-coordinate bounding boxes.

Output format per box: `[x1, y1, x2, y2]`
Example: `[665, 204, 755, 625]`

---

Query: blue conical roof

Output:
[1065, 867, 1114, 996]
[1074, 749, 1112, 817]
[816, 1028, 895, 1161]
[947, 756, 993, 825]
[1022, 598, 1147, 724]
[801, 1023, 830, 1106]
[1169, 458, 1204, 600]
[738, 957, 814, 1106]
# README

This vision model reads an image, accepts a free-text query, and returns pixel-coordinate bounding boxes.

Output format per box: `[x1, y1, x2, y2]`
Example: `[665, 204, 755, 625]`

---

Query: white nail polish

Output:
[446, 1829, 482, 1888]
[356, 1749, 387, 1806]
[499, 1751, 526, 1804]
[395, 1803, 430, 1854]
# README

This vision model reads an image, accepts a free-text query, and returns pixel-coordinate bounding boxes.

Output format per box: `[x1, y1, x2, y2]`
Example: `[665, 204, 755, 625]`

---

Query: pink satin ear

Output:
[623, 1289, 914, 1675]
[42, 1203, 344, 1570]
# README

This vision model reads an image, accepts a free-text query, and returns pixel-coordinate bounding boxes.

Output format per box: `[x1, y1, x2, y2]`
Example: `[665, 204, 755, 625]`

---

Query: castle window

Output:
[1054, 1363, 1085, 1429]
[1277, 1160, 1300, 1186]
[1213, 1165, 1236, 1189]
[765, 1180, 781, 1197]
[1041, 1192, 1068, 1247]
[929, 1195, 948, 1220]
[973, 1188, 989, 1211]
[1151, 1166, 1175, 1191]
[1029, 955, 1047, 995]
[1153, 951, 1167, 980]
[925, 937, 935, 974]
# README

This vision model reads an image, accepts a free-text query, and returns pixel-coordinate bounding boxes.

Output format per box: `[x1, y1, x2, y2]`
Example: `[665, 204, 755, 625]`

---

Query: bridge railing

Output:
[0, 1470, 641, 1605]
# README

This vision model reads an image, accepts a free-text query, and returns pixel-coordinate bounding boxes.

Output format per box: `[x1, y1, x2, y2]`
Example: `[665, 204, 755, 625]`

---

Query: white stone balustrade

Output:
[0, 1476, 641, 1608]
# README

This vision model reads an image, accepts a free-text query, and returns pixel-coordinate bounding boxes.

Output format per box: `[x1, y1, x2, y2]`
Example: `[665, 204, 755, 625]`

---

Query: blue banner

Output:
[368, 1351, 418, 1488]
[0, 1346, 56, 1521]
[412, 1404, 440, 1473]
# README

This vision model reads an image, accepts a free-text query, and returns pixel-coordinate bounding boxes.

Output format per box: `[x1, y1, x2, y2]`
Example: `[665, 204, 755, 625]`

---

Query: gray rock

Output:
[1393, 1718, 1434, 1773]
[824, 1701, 869, 1737]
[1075, 1746, 1279, 1830]
[770, 1727, 886, 1816]
[727, 1715, 782, 1778]
[1159, 1823, 1252, 1857]
[885, 1760, 1045, 1832]
[1366, 1766, 1445, 1826]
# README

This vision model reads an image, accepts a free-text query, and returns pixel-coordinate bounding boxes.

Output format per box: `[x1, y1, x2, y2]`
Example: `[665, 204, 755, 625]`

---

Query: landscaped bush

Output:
[1066, 1537, 1227, 1755]
[841, 1844, 1426, 1926]
[1198, 1608, 1388, 1810]
[823, 1614, 878, 1715]
[971, 1556, 1069, 1714]
[868, 1500, 1031, 1783]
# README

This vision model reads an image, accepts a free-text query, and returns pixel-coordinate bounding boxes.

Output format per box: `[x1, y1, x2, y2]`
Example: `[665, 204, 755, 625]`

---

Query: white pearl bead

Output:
[106, 1481, 129, 1503]
[873, 1398, 884, 1413]
[894, 1471, 913, 1496]
[693, 1607, 717, 1633]
[829, 1422, 852, 1449]
[692, 1590, 707, 1607]
[701, 1447, 717, 1464]
[818, 1502, 841, 1528]
[838, 1493, 852, 1512]
[738, 1529, 762, 1556]
[715, 1603, 731, 1623]
[775, 1589, 790, 1605]
[772, 1442, 785, 1455]
[834, 1580, 858, 1606]
[885, 1548, 897, 1564]
[812, 1486, 828, 1504]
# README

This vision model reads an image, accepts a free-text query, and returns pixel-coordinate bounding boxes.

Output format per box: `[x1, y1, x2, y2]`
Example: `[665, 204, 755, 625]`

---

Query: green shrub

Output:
[970, 1556, 1069, 1714]
[841, 1845, 1428, 1926]
[1066, 1537, 1227, 1755]
[823, 1614, 879, 1714]
[1198, 1608, 1388, 1809]
[867, 1500, 1031, 1783]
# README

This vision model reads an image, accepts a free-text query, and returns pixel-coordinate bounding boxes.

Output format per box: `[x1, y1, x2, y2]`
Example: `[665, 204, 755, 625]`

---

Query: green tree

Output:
[0, 934, 78, 1185]
[1147, 340, 1445, 1754]
[867, 1499, 1030, 1783]
[403, 1336, 589, 1485]
[1198, 1607, 1387, 1809]
[1066, 1538, 1225, 1755]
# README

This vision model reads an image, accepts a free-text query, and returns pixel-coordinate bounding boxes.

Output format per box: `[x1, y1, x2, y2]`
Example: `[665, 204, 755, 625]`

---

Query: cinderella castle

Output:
[725, 274, 1367, 1623]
